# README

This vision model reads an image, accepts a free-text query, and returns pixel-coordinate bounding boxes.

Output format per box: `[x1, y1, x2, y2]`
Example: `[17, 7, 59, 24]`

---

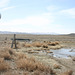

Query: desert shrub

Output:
[49, 42, 56, 46]
[8, 49, 15, 55]
[16, 58, 36, 71]
[16, 57, 55, 75]
[0, 58, 4, 63]
[42, 44, 48, 48]
[23, 71, 30, 75]
[53, 64, 61, 69]
[46, 51, 53, 53]
[25, 43, 32, 47]
[54, 41, 59, 45]
[22, 43, 25, 47]
[3, 71, 19, 75]
[0, 51, 11, 60]
[22, 42, 32, 47]
[60, 70, 73, 75]
[32, 42, 42, 47]
[16, 52, 27, 60]
[0, 60, 10, 71]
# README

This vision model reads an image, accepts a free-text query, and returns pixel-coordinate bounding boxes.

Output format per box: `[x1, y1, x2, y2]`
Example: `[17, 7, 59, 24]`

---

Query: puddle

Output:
[38, 48, 75, 59]
[49, 48, 75, 58]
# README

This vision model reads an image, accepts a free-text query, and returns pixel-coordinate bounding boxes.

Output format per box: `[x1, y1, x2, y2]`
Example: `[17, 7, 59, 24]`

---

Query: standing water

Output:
[49, 48, 75, 58]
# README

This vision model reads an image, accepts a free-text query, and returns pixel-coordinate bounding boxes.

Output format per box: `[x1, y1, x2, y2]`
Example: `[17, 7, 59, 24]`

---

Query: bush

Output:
[0, 60, 10, 71]
[32, 42, 42, 47]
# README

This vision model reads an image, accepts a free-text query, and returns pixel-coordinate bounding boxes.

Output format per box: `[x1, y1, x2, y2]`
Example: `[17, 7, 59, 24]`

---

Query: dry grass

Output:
[0, 60, 10, 71]
[32, 42, 42, 47]
[3, 71, 19, 75]
[54, 41, 60, 45]
[59, 70, 73, 75]
[27, 51, 39, 54]
[46, 51, 53, 53]
[16, 57, 55, 75]
[0, 50, 11, 60]
[47, 41, 59, 46]
[53, 64, 61, 69]
[15, 52, 27, 60]
[25, 43, 32, 47]
[0, 58, 4, 63]
[22, 43, 32, 47]
[42, 44, 48, 48]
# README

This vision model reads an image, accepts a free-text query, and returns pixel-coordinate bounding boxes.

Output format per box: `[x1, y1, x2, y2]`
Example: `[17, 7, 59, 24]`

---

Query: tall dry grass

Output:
[32, 42, 43, 47]
[59, 70, 73, 75]
[0, 48, 12, 60]
[16, 57, 55, 75]
[42, 43, 48, 48]
[0, 58, 10, 71]
[22, 43, 32, 47]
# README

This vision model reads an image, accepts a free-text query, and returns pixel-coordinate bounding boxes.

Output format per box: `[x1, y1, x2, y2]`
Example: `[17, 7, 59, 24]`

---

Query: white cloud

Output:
[1, 6, 15, 11]
[0, 0, 10, 8]
[0, 16, 53, 26]
[25, 16, 52, 26]
[61, 8, 75, 18]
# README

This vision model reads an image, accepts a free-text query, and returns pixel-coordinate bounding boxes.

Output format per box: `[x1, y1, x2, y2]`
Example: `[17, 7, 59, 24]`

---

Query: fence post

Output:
[11, 34, 17, 48]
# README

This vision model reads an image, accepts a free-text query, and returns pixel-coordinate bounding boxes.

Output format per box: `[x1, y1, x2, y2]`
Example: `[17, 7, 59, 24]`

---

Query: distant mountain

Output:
[30, 32, 59, 35]
[0, 31, 25, 34]
[68, 33, 75, 36]
[0, 31, 60, 35]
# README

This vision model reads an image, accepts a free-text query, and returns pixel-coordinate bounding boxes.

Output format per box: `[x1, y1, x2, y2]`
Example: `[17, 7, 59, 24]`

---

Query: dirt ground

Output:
[0, 34, 75, 75]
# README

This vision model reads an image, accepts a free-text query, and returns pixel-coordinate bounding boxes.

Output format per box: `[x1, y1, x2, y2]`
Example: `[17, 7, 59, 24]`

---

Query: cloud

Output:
[0, 15, 53, 26]
[0, 0, 10, 8]
[1, 6, 15, 11]
[60, 8, 75, 18]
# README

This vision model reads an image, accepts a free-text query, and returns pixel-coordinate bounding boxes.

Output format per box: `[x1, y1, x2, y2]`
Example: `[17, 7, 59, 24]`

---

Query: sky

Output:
[0, 0, 75, 34]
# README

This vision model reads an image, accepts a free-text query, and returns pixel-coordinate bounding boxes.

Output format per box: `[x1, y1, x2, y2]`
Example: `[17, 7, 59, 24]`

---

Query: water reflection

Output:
[50, 48, 75, 58]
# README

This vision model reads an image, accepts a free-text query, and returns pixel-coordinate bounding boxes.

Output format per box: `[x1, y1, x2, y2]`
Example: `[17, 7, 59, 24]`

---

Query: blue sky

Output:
[0, 0, 75, 34]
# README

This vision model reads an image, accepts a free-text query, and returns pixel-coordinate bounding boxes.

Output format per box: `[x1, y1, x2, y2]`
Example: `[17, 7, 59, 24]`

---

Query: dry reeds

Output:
[15, 52, 27, 60]
[25, 43, 32, 47]
[0, 51, 11, 60]
[22, 43, 32, 47]
[0, 59, 10, 71]
[32, 42, 42, 47]
[53, 64, 61, 69]
[47, 41, 60, 46]
[3, 71, 19, 75]
[42, 44, 48, 48]
[60, 70, 73, 75]
[16, 57, 55, 75]
[55, 41, 59, 45]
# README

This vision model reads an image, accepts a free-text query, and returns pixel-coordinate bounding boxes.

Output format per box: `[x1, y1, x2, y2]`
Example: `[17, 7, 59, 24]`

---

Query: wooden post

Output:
[11, 34, 17, 48]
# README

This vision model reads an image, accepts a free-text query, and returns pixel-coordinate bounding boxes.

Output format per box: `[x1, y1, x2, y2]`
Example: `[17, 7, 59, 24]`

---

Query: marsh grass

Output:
[0, 50, 11, 60]
[16, 57, 55, 75]
[32, 42, 43, 47]
[60, 70, 73, 75]
[0, 60, 10, 71]
[42, 44, 48, 48]
[22, 43, 32, 47]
